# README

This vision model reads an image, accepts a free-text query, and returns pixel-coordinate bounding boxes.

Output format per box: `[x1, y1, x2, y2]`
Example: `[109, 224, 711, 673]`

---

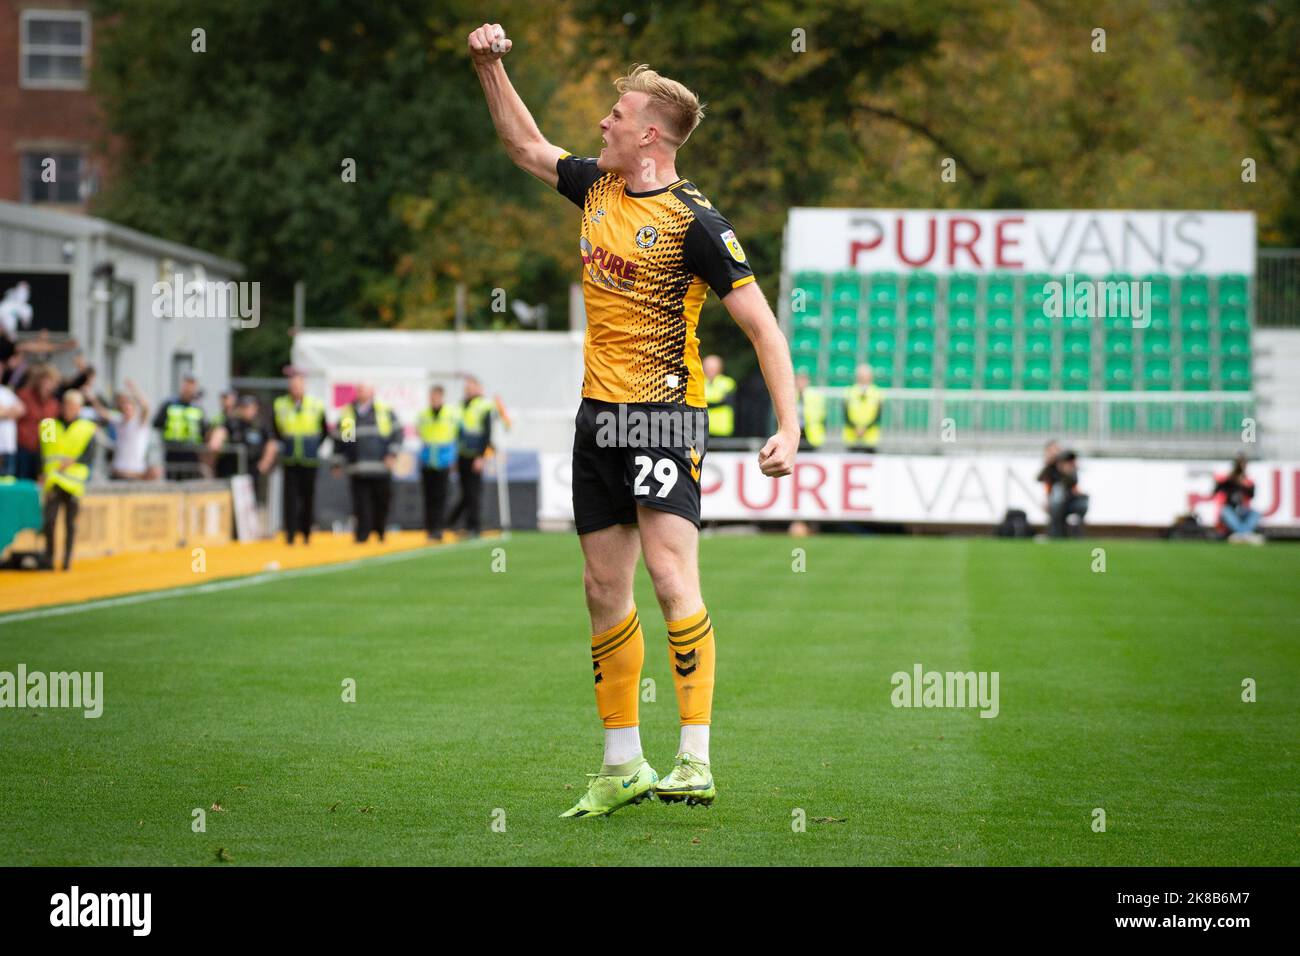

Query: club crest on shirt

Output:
[635, 225, 658, 249]
[720, 229, 747, 264]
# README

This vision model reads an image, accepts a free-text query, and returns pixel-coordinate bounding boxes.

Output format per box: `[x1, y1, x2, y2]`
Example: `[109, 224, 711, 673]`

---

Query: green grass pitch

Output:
[1, 532, 1297, 866]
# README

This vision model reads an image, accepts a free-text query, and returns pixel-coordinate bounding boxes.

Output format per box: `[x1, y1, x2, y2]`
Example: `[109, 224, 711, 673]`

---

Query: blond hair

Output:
[614, 64, 705, 148]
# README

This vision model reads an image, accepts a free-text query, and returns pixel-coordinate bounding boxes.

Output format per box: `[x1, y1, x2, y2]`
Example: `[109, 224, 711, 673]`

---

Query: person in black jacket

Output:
[1036, 443, 1089, 538]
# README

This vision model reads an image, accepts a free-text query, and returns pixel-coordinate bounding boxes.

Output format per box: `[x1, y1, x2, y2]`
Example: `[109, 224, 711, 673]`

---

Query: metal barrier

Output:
[814, 388, 1256, 457]
[1257, 249, 1300, 328]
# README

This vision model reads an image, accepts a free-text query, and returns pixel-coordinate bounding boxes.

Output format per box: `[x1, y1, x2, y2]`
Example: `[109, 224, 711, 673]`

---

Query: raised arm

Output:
[721, 281, 799, 478]
[467, 22, 565, 188]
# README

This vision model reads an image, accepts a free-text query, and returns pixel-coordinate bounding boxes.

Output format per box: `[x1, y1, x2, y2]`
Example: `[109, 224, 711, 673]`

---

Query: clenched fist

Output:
[467, 22, 511, 64]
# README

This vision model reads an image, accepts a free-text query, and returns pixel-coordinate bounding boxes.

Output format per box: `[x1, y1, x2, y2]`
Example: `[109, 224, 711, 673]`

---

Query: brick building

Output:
[0, 0, 107, 209]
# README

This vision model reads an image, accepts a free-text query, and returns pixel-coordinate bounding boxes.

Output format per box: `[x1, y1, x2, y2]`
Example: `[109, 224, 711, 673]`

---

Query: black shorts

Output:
[571, 398, 709, 535]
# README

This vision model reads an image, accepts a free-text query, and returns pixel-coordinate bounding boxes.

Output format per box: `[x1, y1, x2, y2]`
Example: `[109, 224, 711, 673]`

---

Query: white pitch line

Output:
[0, 533, 508, 625]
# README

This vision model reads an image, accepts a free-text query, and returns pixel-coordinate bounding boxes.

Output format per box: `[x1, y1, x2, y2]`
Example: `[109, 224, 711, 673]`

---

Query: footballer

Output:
[468, 22, 799, 816]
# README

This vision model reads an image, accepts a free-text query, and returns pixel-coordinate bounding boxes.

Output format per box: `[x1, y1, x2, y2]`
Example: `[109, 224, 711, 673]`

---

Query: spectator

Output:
[109, 379, 161, 481]
[447, 376, 495, 537]
[39, 389, 98, 571]
[1213, 453, 1263, 544]
[213, 395, 267, 479]
[14, 363, 61, 481]
[795, 371, 826, 450]
[335, 384, 401, 543]
[0, 374, 22, 476]
[1036, 442, 1089, 538]
[153, 374, 210, 480]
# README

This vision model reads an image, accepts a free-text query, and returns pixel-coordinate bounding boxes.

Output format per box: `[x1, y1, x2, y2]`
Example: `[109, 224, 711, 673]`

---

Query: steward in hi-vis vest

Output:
[336, 384, 402, 544]
[842, 365, 883, 452]
[416, 385, 462, 540]
[448, 376, 494, 537]
[152, 374, 209, 480]
[38, 389, 97, 570]
[703, 354, 737, 438]
[796, 375, 826, 449]
[263, 373, 331, 545]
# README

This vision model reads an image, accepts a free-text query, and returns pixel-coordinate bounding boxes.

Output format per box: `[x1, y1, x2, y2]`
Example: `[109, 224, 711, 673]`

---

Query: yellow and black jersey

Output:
[556, 154, 755, 407]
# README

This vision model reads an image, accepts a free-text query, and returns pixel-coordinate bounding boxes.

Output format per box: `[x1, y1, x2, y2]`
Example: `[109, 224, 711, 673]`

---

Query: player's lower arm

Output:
[752, 325, 799, 436]
[474, 61, 551, 169]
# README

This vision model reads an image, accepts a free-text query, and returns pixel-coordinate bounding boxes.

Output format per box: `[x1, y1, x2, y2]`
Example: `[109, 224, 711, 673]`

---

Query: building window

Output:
[21, 151, 85, 203]
[20, 10, 91, 89]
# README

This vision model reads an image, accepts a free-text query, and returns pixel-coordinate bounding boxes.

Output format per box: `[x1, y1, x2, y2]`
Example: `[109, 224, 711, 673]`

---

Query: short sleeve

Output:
[683, 210, 756, 298]
[555, 154, 602, 208]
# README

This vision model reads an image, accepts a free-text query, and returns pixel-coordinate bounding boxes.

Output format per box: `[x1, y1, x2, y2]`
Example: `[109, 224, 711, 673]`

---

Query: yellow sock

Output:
[666, 606, 715, 725]
[591, 607, 644, 729]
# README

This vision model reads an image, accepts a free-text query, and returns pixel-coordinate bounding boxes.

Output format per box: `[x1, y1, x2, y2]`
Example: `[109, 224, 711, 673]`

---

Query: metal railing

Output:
[814, 388, 1256, 457]
[1257, 249, 1300, 328]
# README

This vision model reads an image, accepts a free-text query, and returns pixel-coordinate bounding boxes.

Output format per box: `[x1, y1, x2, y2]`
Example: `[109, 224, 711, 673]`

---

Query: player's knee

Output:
[583, 563, 626, 612]
[643, 553, 689, 605]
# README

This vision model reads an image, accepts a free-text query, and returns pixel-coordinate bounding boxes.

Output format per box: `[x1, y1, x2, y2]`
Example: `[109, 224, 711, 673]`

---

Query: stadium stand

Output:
[787, 270, 1254, 450]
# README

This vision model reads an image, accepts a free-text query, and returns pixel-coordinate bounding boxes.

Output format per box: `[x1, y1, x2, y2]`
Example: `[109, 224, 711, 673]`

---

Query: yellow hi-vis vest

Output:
[339, 401, 394, 440]
[704, 374, 737, 437]
[40, 417, 97, 497]
[799, 388, 826, 448]
[843, 384, 883, 447]
[162, 402, 204, 444]
[273, 393, 326, 465]
[458, 395, 493, 458]
[416, 403, 462, 469]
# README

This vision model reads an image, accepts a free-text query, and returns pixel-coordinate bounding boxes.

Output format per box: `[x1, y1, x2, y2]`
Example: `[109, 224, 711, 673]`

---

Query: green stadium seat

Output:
[1104, 331, 1133, 356]
[1147, 305, 1172, 332]
[945, 355, 975, 389]
[905, 272, 938, 306]
[868, 329, 896, 358]
[1143, 329, 1171, 357]
[1179, 274, 1210, 307]
[1221, 358, 1252, 390]
[831, 271, 863, 304]
[986, 307, 1015, 331]
[1181, 330, 1210, 357]
[947, 304, 977, 331]
[1023, 356, 1052, 390]
[1220, 330, 1250, 357]
[904, 354, 932, 388]
[831, 305, 860, 331]
[906, 304, 936, 331]
[985, 273, 1016, 306]
[1180, 306, 1210, 333]
[1104, 358, 1134, 390]
[947, 331, 976, 356]
[1062, 311, 1091, 333]
[1181, 358, 1211, 391]
[1218, 305, 1249, 332]
[1217, 274, 1249, 307]
[791, 329, 821, 355]
[793, 355, 819, 379]
[1024, 308, 1052, 333]
[1062, 357, 1090, 390]
[946, 273, 979, 305]
[983, 356, 1013, 389]
[829, 329, 858, 355]
[1102, 311, 1133, 333]
[868, 303, 898, 330]
[906, 329, 935, 355]
[869, 359, 894, 387]
[868, 272, 899, 304]
[986, 330, 1014, 356]
[791, 308, 824, 331]
[828, 354, 855, 384]
[1025, 331, 1052, 356]
[1143, 358, 1172, 390]
[1024, 273, 1053, 307]
[1062, 332, 1091, 357]
[1142, 274, 1172, 306]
